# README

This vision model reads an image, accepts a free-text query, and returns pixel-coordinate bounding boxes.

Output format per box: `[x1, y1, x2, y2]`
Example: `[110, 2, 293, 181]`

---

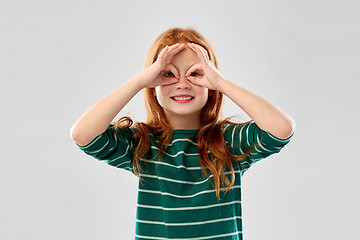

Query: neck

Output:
[165, 112, 202, 130]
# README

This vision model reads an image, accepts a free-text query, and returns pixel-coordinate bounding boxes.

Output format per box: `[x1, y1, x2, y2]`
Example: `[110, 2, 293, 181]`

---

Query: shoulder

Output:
[104, 125, 140, 146]
[221, 121, 253, 136]
[111, 124, 138, 134]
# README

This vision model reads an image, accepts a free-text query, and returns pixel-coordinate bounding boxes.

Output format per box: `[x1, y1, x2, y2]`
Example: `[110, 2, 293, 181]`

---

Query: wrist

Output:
[130, 74, 147, 91]
[213, 76, 229, 93]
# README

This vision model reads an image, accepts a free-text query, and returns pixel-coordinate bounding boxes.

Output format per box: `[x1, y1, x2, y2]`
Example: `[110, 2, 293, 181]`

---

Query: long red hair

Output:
[114, 27, 251, 199]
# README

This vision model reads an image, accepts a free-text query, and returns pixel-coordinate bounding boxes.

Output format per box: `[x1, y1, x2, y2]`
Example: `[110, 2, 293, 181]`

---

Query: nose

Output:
[176, 75, 191, 89]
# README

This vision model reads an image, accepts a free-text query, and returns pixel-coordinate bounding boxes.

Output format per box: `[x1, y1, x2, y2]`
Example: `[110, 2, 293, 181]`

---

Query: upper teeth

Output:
[173, 96, 192, 100]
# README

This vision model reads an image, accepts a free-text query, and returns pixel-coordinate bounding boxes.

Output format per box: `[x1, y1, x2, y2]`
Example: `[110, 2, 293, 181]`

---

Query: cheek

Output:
[199, 88, 209, 103]
[154, 86, 168, 103]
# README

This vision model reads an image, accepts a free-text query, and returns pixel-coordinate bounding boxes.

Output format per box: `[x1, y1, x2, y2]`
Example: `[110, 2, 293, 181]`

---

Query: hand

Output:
[185, 43, 224, 90]
[140, 43, 185, 88]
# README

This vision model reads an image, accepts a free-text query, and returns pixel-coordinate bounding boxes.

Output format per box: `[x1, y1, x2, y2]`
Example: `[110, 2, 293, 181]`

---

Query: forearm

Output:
[217, 78, 295, 139]
[70, 75, 144, 146]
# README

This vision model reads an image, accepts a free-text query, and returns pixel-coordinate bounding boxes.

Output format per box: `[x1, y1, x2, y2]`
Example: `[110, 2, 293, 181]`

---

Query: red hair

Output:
[114, 27, 251, 199]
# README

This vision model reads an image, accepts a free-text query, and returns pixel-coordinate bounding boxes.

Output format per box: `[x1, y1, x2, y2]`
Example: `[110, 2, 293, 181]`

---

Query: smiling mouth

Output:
[171, 96, 194, 101]
[170, 95, 195, 103]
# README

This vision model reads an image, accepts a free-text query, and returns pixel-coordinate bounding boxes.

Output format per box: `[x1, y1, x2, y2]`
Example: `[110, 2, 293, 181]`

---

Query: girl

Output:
[71, 27, 295, 240]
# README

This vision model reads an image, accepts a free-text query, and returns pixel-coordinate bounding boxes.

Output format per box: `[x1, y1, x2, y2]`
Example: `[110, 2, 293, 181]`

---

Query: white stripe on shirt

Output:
[137, 200, 241, 211]
[135, 230, 243, 240]
[151, 137, 198, 147]
[136, 216, 241, 227]
[139, 170, 241, 185]
[150, 146, 200, 157]
[85, 138, 110, 154]
[140, 159, 202, 170]
[138, 185, 241, 199]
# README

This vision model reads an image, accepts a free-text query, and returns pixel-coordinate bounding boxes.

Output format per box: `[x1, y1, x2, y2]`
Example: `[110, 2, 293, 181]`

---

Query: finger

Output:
[193, 43, 209, 58]
[158, 43, 182, 62]
[168, 42, 180, 49]
[166, 63, 180, 79]
[157, 45, 170, 60]
[188, 43, 213, 66]
[187, 43, 208, 64]
[185, 63, 202, 77]
[165, 43, 185, 60]
[187, 42, 200, 55]
[186, 76, 203, 87]
[199, 47, 210, 62]
[195, 44, 212, 65]
[161, 78, 179, 86]
[187, 42, 202, 53]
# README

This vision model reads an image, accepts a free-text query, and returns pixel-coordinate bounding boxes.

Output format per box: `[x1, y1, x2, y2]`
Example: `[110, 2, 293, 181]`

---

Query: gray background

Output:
[1, 0, 359, 239]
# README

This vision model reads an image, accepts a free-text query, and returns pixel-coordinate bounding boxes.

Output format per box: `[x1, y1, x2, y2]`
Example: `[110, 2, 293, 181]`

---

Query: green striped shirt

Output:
[77, 121, 292, 239]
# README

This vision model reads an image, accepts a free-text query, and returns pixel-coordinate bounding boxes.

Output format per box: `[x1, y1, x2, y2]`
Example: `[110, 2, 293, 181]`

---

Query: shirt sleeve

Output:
[75, 125, 137, 173]
[223, 121, 293, 174]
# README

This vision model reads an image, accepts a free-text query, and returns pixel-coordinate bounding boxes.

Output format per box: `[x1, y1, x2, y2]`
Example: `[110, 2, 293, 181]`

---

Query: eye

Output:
[163, 71, 175, 78]
[190, 72, 201, 77]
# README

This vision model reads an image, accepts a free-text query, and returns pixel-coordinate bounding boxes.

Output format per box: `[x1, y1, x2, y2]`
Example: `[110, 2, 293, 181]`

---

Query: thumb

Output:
[185, 64, 204, 86]
[186, 75, 203, 87]
[185, 64, 202, 78]
[161, 77, 179, 86]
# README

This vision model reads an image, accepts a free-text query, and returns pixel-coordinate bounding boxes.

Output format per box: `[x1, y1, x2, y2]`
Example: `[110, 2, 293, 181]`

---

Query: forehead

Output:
[169, 47, 200, 68]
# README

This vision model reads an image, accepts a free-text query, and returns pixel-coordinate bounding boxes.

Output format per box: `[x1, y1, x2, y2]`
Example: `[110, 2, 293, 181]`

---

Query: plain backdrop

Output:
[1, 0, 359, 239]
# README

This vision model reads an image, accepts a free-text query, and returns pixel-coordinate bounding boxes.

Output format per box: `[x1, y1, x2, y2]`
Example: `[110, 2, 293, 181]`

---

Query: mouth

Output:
[170, 95, 195, 103]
